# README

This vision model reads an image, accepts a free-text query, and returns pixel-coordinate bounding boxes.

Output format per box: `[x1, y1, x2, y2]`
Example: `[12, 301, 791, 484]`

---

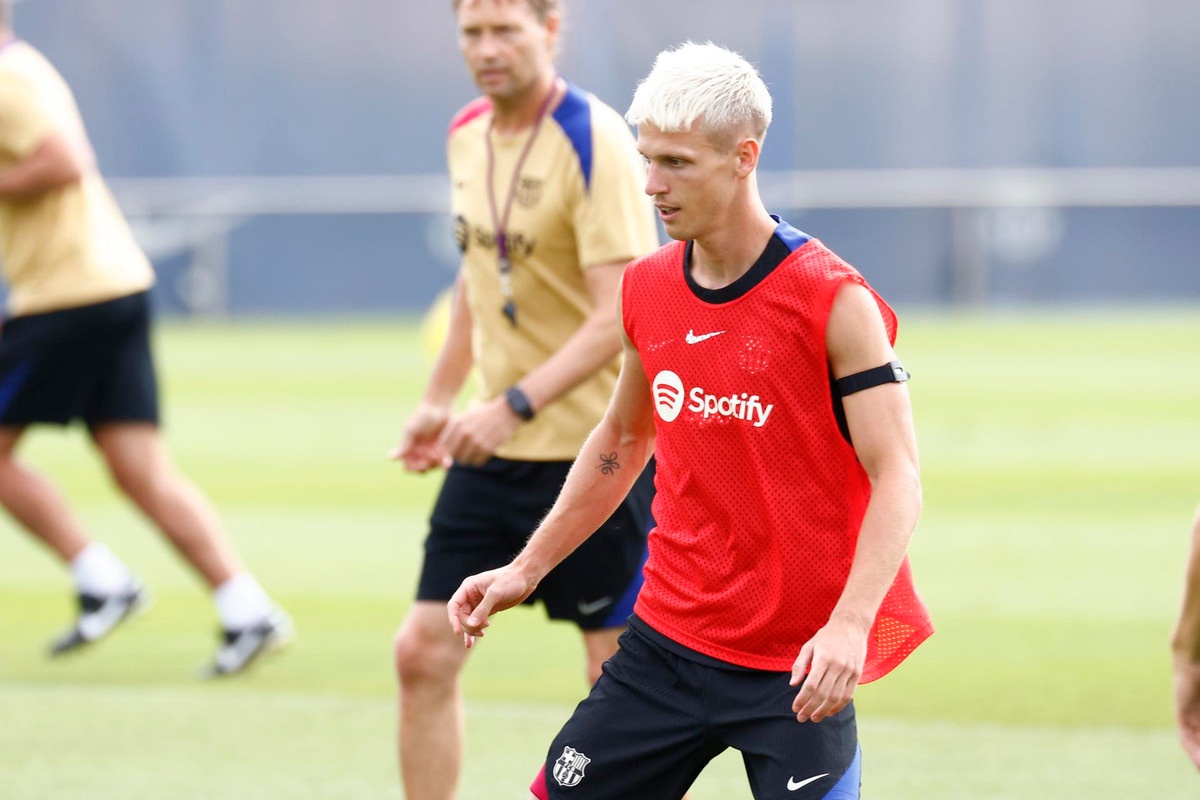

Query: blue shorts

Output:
[0, 292, 159, 428]
[416, 457, 654, 630]
[531, 617, 861, 799]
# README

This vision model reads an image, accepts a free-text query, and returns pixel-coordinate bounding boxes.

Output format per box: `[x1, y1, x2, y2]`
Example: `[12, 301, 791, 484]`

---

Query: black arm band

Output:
[835, 360, 910, 396]
[504, 386, 536, 421]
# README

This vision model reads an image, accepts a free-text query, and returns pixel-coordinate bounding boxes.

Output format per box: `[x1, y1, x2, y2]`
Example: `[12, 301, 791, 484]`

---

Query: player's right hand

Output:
[447, 566, 538, 648]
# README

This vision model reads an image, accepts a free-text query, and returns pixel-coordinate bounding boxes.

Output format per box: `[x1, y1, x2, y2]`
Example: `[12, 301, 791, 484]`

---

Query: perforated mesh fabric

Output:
[623, 236, 932, 681]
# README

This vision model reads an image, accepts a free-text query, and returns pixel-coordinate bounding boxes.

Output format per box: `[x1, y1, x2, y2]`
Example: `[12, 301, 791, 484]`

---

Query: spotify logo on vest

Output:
[651, 369, 775, 428]
[652, 370, 686, 422]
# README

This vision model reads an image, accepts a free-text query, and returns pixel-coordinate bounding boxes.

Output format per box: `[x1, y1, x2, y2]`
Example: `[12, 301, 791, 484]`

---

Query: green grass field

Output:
[1, 309, 1198, 798]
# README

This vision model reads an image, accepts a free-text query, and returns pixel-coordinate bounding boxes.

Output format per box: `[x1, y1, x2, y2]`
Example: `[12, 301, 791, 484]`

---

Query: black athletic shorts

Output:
[531, 616, 861, 800]
[0, 292, 159, 428]
[416, 456, 654, 629]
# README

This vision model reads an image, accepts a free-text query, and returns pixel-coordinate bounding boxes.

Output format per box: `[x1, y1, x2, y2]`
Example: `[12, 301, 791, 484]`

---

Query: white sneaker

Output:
[49, 579, 151, 655]
[202, 607, 293, 677]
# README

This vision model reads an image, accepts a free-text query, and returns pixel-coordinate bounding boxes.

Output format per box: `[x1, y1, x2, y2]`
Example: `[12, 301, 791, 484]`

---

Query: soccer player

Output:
[450, 42, 935, 799]
[388, 1, 658, 798]
[1171, 505, 1200, 769]
[0, 4, 290, 676]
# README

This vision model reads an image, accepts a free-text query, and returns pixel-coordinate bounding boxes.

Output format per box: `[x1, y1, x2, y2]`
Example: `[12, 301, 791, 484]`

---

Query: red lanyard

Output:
[484, 76, 561, 327]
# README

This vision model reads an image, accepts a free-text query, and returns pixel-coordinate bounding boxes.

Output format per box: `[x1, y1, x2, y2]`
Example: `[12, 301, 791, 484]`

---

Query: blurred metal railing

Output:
[110, 167, 1200, 312]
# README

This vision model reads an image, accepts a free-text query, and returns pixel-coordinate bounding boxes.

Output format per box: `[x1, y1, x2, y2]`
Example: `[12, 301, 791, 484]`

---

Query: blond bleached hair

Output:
[626, 41, 772, 144]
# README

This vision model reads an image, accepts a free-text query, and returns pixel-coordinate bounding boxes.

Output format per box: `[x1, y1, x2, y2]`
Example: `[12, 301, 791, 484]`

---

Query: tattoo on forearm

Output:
[597, 452, 620, 475]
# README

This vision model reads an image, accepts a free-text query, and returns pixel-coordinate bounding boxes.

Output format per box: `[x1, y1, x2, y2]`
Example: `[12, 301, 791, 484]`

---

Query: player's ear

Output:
[734, 137, 760, 178]
[543, 9, 561, 51]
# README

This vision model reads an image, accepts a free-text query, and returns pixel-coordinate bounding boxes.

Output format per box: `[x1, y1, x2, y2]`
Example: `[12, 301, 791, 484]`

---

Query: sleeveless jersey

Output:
[622, 221, 932, 680]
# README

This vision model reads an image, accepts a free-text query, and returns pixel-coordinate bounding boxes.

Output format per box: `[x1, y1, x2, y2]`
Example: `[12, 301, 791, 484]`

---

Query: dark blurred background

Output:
[10, 0, 1200, 314]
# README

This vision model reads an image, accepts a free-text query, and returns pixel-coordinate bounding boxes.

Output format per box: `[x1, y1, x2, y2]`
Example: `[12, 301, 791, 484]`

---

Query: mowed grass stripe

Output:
[0, 310, 1196, 799]
[0, 685, 1192, 799]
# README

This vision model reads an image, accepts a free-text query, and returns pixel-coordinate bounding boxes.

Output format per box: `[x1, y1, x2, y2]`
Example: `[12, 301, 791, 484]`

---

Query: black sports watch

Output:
[504, 386, 536, 421]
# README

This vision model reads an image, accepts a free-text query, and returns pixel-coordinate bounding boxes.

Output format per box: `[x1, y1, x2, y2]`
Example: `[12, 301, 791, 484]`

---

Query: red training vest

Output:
[623, 234, 932, 681]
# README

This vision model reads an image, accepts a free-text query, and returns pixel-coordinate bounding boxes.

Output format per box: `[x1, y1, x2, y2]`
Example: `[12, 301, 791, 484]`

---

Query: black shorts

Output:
[0, 292, 159, 428]
[531, 617, 861, 800]
[416, 457, 654, 630]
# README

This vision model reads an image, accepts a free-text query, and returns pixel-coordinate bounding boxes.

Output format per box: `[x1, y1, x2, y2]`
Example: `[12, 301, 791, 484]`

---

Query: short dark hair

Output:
[452, 0, 560, 23]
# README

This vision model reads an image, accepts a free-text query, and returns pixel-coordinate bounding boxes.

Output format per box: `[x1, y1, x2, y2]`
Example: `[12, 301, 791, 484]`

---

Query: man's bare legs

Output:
[1, 423, 148, 653]
[89, 423, 242, 588]
[1, 421, 283, 666]
[0, 425, 92, 562]
[90, 422, 287, 673]
[394, 601, 473, 800]
[394, 602, 626, 800]
[581, 626, 622, 686]
[0, 422, 246, 589]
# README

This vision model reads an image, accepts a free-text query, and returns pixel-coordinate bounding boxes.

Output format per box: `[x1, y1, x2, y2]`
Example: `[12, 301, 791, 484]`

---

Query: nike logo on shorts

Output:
[576, 597, 614, 616]
[787, 773, 829, 791]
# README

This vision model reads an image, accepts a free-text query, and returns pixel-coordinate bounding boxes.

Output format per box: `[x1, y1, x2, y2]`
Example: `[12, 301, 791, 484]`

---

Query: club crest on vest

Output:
[553, 746, 591, 787]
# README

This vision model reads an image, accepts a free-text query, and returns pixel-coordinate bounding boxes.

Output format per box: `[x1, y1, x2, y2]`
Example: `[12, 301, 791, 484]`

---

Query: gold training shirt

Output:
[0, 40, 153, 317]
[447, 84, 658, 460]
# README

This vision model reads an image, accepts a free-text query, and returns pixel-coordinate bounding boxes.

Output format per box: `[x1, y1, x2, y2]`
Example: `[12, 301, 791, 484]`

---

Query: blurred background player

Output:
[1171, 505, 1200, 770]
[450, 42, 933, 799]
[388, 0, 658, 797]
[0, 1, 290, 676]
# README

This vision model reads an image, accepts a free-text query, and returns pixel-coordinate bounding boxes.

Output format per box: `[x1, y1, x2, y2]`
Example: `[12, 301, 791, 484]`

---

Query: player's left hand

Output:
[439, 396, 523, 466]
[789, 615, 869, 723]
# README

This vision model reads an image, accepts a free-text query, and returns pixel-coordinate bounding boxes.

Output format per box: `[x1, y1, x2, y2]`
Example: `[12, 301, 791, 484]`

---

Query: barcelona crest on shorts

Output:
[553, 746, 591, 787]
